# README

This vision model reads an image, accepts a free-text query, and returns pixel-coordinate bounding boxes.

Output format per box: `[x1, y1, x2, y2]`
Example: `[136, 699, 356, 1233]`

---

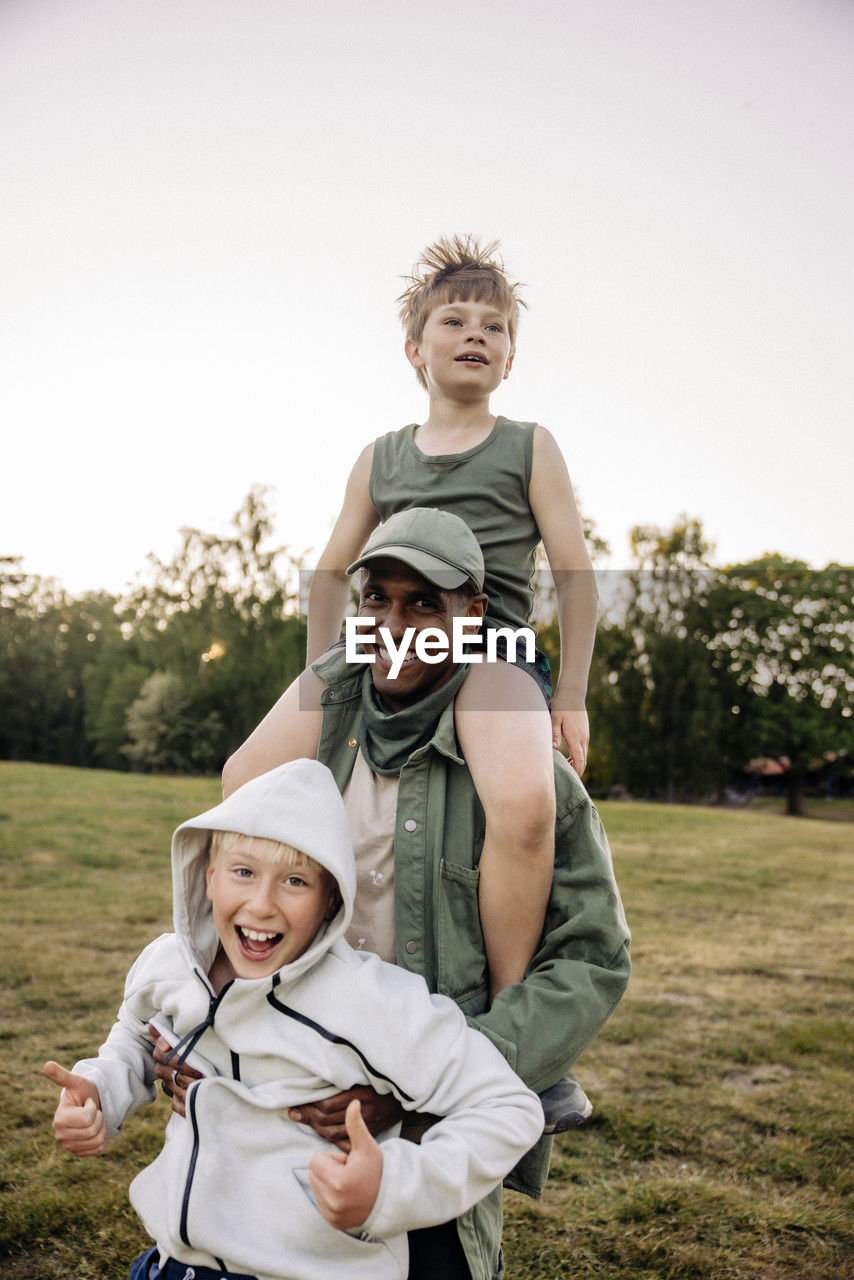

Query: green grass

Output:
[745, 795, 854, 823]
[505, 800, 853, 1279]
[1, 762, 852, 1278]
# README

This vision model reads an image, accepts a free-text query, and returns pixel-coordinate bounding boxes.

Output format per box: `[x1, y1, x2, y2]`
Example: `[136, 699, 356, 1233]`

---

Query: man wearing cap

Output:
[167, 508, 630, 1280]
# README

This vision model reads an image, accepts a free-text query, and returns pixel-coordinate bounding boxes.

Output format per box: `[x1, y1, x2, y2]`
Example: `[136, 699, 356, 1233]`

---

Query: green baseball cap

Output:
[346, 507, 485, 592]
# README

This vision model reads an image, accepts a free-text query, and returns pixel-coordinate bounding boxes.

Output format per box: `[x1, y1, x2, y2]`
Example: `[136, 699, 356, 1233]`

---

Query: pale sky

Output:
[3, 0, 852, 596]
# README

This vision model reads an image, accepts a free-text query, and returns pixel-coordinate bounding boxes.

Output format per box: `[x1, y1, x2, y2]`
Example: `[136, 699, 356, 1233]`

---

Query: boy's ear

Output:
[325, 886, 342, 920]
[205, 859, 215, 901]
[502, 352, 514, 380]
[405, 337, 425, 371]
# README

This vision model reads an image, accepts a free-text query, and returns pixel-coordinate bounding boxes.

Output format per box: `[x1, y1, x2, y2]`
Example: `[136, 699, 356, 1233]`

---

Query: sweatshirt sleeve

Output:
[468, 784, 631, 1092]
[350, 973, 544, 1239]
[71, 941, 166, 1138]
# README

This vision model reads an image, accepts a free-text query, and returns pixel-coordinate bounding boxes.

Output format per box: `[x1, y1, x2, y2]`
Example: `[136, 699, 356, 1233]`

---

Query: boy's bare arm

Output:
[222, 668, 325, 797]
[528, 426, 597, 772]
[306, 443, 380, 664]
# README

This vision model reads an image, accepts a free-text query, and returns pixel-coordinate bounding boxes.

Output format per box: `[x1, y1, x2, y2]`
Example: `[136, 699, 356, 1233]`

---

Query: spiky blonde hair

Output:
[397, 235, 526, 388]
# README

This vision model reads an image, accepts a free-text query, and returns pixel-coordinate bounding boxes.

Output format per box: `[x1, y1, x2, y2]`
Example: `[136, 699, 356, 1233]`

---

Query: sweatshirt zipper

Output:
[177, 976, 234, 1250]
[180, 1084, 202, 1247]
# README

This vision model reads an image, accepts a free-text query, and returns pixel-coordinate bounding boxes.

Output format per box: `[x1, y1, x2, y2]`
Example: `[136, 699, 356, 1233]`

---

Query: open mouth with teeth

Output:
[376, 645, 418, 671]
[455, 354, 487, 364]
[236, 925, 284, 960]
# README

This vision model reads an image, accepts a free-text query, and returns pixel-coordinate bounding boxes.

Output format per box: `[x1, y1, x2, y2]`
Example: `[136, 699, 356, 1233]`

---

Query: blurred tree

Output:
[118, 486, 306, 763]
[1, 490, 307, 773]
[548, 518, 756, 800]
[83, 659, 151, 769]
[708, 558, 853, 815]
[124, 671, 224, 773]
[592, 519, 741, 800]
[0, 557, 122, 765]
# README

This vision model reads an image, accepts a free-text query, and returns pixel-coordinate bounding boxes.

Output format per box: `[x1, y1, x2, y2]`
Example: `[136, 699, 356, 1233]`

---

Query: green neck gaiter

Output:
[358, 663, 468, 776]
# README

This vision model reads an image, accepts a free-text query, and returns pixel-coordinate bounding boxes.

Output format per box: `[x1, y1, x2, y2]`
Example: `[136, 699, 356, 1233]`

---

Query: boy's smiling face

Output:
[405, 297, 514, 401]
[206, 835, 337, 981]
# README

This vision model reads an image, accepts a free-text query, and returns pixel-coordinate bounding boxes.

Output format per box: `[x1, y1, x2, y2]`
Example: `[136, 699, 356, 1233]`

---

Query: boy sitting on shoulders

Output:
[308, 234, 597, 1002]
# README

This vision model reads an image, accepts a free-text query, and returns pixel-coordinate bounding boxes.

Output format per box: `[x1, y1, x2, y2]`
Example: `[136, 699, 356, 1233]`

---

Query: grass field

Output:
[1, 762, 851, 1279]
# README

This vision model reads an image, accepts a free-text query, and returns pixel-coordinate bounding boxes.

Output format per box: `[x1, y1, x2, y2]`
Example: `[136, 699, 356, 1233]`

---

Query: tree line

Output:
[2, 489, 851, 815]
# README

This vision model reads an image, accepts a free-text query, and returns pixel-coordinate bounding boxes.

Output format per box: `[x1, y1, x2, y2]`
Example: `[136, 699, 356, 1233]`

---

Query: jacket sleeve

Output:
[72, 942, 165, 1138]
[351, 969, 544, 1239]
[468, 777, 631, 1093]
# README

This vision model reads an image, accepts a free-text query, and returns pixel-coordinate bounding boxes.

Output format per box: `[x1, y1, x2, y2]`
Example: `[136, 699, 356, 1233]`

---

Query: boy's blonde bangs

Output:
[398, 234, 526, 355]
[428, 272, 519, 336]
[209, 829, 319, 875]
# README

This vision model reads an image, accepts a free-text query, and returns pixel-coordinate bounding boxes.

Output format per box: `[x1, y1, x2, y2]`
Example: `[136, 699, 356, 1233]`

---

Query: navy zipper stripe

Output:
[266, 978, 414, 1104]
[179, 1084, 202, 1247]
[230, 1050, 241, 1081]
[164, 973, 234, 1070]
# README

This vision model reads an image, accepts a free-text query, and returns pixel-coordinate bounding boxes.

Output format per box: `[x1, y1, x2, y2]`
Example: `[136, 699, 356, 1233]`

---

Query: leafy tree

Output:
[0, 557, 122, 765]
[2, 491, 308, 775]
[546, 518, 761, 800]
[124, 671, 224, 773]
[118, 486, 306, 764]
[83, 660, 151, 769]
[708, 558, 853, 814]
[586, 519, 744, 800]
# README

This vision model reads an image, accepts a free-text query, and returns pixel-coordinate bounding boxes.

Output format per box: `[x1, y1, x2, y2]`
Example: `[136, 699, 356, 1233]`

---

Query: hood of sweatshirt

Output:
[170, 759, 355, 985]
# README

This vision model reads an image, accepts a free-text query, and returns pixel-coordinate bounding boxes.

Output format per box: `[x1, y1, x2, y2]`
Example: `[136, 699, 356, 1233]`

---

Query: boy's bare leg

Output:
[454, 661, 556, 1003]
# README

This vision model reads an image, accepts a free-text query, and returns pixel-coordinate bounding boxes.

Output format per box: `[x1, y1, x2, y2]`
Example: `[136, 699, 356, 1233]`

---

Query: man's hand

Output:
[309, 1099, 383, 1230]
[149, 1024, 204, 1117]
[550, 700, 589, 776]
[43, 1060, 107, 1156]
[289, 1085, 403, 1151]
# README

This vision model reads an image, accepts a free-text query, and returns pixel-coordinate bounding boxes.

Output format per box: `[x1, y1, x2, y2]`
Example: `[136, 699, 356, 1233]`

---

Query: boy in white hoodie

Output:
[44, 759, 543, 1280]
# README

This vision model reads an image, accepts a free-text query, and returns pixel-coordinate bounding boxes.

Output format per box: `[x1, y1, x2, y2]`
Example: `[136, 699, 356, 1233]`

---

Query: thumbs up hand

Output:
[43, 1060, 108, 1156]
[308, 1098, 383, 1230]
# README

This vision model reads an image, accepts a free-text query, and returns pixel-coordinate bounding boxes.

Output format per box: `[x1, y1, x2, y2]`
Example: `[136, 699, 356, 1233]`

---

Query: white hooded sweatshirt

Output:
[73, 759, 543, 1280]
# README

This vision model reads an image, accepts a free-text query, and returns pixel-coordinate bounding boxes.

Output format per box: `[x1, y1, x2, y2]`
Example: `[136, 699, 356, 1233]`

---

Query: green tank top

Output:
[369, 416, 541, 632]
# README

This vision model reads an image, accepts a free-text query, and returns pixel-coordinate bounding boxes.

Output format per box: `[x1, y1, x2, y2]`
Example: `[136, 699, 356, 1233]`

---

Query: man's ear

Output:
[405, 337, 425, 371]
[466, 593, 489, 620]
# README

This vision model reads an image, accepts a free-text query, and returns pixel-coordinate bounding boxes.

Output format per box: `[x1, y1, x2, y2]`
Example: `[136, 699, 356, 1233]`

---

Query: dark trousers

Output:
[130, 1248, 256, 1280]
[408, 1221, 472, 1280]
[132, 1225, 473, 1280]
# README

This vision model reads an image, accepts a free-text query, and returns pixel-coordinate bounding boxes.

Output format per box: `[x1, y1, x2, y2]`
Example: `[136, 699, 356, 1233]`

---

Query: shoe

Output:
[539, 1073, 593, 1134]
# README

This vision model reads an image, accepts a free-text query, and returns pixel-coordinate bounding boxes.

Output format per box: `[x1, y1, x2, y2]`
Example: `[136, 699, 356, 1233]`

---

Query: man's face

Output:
[358, 558, 486, 710]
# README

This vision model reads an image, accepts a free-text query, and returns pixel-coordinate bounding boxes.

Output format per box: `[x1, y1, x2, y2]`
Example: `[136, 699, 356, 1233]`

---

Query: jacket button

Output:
[348, 738, 357, 747]
[405, 940, 418, 954]
[404, 819, 417, 832]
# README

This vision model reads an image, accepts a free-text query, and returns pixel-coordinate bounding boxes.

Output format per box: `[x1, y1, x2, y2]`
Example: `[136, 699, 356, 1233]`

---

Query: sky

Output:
[3, 0, 852, 597]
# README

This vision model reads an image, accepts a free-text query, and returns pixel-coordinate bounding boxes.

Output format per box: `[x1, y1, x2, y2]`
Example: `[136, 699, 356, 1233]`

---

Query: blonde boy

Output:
[307, 235, 597, 999]
[44, 759, 543, 1280]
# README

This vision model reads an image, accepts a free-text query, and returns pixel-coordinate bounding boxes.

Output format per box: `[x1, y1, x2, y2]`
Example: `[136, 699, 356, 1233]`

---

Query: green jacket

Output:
[314, 648, 631, 1279]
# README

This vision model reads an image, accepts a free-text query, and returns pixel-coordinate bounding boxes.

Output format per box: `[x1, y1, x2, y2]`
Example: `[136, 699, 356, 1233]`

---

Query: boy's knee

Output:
[222, 752, 245, 798]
